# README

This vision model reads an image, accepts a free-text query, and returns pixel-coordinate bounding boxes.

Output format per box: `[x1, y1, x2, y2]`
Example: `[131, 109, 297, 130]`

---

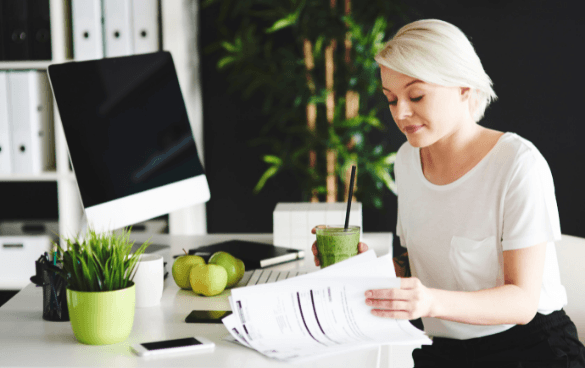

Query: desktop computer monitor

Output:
[47, 51, 210, 233]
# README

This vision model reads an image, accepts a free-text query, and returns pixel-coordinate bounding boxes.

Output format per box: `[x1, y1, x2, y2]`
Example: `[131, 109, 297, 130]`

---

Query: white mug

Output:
[133, 254, 164, 308]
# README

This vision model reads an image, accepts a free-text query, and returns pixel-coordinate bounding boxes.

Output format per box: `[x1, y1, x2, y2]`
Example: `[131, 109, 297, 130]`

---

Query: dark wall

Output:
[406, 0, 585, 238]
[201, 0, 585, 237]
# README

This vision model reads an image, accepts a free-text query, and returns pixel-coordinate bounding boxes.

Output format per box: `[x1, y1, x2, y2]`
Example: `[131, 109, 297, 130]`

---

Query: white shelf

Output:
[0, 0, 206, 240]
[0, 61, 53, 71]
[0, 0, 83, 242]
[0, 172, 75, 182]
[0, 59, 74, 71]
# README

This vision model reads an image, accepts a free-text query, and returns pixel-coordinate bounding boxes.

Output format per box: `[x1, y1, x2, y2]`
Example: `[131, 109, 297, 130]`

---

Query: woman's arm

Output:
[366, 241, 547, 325]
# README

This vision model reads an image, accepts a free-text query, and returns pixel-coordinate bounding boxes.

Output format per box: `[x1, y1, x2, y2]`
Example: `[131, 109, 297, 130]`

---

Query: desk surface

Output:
[0, 233, 420, 368]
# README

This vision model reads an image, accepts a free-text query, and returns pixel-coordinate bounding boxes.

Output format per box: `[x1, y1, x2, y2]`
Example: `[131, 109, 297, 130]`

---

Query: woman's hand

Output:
[310, 226, 369, 267]
[365, 277, 435, 320]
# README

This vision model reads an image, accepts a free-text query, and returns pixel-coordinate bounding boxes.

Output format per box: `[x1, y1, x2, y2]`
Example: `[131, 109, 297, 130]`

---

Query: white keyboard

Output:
[237, 268, 309, 287]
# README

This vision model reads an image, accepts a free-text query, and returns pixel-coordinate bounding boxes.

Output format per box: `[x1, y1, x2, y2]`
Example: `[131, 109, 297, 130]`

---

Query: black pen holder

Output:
[40, 263, 69, 322]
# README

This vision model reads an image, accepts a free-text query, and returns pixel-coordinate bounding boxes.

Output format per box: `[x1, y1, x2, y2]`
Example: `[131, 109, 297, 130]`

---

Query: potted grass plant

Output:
[54, 227, 151, 345]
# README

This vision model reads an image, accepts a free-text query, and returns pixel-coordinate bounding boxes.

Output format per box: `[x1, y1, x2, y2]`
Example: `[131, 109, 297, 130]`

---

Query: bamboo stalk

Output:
[344, 0, 358, 202]
[320, 0, 339, 203]
[325, 38, 337, 203]
[303, 39, 319, 202]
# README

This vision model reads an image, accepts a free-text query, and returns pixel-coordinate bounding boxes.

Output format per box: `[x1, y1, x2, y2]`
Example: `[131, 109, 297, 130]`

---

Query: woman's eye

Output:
[388, 96, 423, 107]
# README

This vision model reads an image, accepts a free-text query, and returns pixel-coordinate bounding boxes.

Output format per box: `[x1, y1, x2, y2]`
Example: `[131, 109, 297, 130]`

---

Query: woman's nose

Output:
[396, 99, 413, 120]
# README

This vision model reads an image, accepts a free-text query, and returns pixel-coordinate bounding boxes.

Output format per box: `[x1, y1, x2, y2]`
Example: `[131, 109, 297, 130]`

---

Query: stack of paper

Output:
[222, 250, 431, 363]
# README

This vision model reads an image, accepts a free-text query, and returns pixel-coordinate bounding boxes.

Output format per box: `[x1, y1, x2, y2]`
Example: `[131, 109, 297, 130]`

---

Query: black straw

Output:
[344, 165, 357, 230]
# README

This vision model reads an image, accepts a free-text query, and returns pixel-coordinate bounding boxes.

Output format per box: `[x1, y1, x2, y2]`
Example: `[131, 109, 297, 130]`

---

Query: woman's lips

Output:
[404, 125, 423, 134]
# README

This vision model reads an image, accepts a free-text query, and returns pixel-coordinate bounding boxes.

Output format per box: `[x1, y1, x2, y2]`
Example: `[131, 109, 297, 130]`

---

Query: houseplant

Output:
[201, 0, 409, 208]
[55, 228, 151, 345]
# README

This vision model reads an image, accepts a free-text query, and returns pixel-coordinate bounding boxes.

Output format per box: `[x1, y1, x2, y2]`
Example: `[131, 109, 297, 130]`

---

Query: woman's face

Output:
[380, 66, 473, 148]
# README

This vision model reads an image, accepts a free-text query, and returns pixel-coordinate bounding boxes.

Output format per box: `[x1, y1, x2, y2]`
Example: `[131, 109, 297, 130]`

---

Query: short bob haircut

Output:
[375, 19, 497, 122]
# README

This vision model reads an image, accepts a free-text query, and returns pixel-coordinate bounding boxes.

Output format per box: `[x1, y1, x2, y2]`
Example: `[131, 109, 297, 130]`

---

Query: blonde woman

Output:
[313, 19, 585, 367]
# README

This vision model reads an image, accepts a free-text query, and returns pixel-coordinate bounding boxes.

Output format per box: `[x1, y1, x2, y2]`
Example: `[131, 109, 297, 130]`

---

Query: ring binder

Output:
[72, 0, 104, 60]
[131, 0, 159, 55]
[103, 0, 133, 57]
[7, 71, 52, 174]
[3, 0, 30, 60]
[27, 0, 52, 60]
[0, 72, 13, 174]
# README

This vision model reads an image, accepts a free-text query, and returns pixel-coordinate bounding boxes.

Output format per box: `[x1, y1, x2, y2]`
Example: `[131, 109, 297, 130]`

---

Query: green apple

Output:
[189, 264, 228, 297]
[208, 251, 242, 288]
[235, 258, 245, 284]
[172, 250, 206, 289]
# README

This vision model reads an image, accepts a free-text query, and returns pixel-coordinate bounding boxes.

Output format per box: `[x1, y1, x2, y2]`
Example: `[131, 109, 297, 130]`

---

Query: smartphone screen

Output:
[185, 310, 232, 323]
[141, 337, 203, 351]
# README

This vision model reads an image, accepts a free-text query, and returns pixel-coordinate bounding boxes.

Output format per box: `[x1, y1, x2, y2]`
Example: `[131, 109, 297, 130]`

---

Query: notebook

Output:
[185, 240, 305, 270]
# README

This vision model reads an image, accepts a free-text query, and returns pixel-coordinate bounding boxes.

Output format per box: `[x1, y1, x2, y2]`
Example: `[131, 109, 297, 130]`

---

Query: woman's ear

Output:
[465, 89, 479, 120]
[460, 87, 472, 100]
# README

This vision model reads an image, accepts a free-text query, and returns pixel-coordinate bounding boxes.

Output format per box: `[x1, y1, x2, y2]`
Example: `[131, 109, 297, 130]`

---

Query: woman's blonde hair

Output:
[375, 19, 497, 122]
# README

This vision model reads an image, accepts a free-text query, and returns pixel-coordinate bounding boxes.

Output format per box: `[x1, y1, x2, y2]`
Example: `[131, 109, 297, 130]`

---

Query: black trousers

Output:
[413, 309, 585, 367]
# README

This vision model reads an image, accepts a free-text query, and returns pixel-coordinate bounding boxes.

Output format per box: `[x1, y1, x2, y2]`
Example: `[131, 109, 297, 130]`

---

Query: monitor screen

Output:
[48, 51, 210, 233]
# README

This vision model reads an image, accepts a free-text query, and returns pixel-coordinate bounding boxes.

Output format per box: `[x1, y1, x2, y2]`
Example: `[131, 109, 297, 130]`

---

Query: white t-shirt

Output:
[395, 132, 567, 340]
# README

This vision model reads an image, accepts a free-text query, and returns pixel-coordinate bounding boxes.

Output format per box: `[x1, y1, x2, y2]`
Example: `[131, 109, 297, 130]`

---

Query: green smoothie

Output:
[315, 225, 360, 268]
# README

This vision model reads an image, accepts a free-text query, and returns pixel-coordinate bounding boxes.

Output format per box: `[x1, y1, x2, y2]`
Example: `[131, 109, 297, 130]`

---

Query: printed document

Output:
[222, 250, 432, 362]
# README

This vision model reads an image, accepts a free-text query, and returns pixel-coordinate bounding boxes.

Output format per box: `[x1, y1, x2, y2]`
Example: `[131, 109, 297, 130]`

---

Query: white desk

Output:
[0, 233, 421, 368]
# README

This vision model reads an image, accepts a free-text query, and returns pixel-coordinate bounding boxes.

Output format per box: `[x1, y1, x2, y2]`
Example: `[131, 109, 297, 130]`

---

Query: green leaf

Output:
[314, 185, 328, 194]
[383, 152, 397, 165]
[217, 56, 236, 69]
[263, 155, 282, 165]
[373, 145, 383, 155]
[374, 166, 397, 194]
[308, 94, 325, 105]
[373, 196, 383, 209]
[365, 116, 384, 129]
[314, 36, 325, 56]
[220, 41, 239, 53]
[253, 165, 280, 194]
[266, 13, 298, 33]
[103, 258, 112, 290]
[336, 116, 363, 128]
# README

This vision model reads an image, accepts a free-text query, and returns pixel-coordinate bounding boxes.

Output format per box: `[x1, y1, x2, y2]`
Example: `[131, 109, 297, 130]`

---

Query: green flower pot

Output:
[66, 283, 135, 345]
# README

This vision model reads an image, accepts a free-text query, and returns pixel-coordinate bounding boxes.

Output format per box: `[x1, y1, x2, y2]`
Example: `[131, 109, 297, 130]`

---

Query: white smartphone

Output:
[131, 336, 215, 357]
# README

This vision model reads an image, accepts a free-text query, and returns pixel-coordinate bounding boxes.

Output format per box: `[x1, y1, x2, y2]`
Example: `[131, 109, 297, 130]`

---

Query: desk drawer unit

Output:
[0, 235, 52, 289]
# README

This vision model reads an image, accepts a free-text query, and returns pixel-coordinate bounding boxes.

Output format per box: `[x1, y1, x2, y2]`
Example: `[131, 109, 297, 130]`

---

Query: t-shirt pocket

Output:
[449, 235, 498, 292]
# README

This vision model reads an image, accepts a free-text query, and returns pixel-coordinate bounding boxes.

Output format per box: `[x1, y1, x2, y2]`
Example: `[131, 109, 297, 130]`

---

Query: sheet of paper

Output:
[317, 248, 378, 269]
[227, 277, 431, 361]
[221, 313, 254, 349]
[220, 331, 383, 365]
[292, 250, 395, 280]
[222, 250, 426, 362]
